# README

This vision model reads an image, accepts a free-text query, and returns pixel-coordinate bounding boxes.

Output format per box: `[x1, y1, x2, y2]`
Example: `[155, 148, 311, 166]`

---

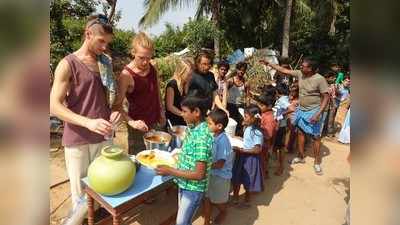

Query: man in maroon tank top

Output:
[50, 15, 121, 211]
[113, 32, 166, 154]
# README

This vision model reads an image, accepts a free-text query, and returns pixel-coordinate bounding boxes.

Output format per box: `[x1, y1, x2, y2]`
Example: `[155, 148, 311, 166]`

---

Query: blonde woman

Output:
[113, 32, 165, 154]
[165, 59, 193, 126]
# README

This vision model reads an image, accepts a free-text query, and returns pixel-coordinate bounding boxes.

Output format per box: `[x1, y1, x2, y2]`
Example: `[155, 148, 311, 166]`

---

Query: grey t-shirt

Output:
[293, 70, 329, 111]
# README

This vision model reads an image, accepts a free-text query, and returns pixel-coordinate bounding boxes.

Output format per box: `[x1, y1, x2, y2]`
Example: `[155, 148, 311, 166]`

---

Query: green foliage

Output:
[153, 19, 232, 58]
[50, 0, 126, 71]
[153, 55, 182, 97]
[50, 0, 98, 69]
[153, 24, 186, 58]
[182, 17, 221, 53]
[219, 0, 350, 69]
[289, 0, 350, 70]
[219, 0, 278, 49]
[110, 29, 135, 57]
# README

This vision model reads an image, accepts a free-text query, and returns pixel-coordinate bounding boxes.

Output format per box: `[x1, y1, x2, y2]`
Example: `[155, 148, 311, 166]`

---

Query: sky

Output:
[115, 0, 198, 36]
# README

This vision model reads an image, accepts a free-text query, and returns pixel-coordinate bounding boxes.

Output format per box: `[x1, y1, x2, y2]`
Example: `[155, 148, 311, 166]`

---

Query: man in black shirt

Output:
[188, 52, 227, 114]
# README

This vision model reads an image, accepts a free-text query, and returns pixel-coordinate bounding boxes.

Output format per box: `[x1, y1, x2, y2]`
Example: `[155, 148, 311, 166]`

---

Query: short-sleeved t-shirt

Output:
[274, 95, 290, 127]
[292, 70, 329, 111]
[335, 72, 345, 84]
[188, 71, 218, 98]
[175, 122, 213, 192]
[210, 132, 233, 179]
[243, 126, 263, 150]
[261, 111, 277, 148]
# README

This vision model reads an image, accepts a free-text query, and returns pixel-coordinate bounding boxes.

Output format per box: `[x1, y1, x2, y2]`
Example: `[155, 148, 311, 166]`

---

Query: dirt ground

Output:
[50, 127, 350, 225]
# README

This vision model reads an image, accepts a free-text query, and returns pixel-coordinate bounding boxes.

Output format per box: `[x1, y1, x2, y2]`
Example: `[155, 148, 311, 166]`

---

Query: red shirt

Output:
[125, 65, 161, 127]
[261, 111, 277, 140]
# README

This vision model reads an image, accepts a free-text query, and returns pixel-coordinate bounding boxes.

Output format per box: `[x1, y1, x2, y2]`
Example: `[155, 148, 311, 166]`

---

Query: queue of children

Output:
[156, 56, 350, 225]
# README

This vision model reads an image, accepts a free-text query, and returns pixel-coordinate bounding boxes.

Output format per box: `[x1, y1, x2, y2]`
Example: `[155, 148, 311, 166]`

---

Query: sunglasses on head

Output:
[87, 15, 110, 28]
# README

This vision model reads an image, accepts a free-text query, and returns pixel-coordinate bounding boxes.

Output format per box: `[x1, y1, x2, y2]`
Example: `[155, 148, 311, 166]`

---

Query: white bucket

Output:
[225, 118, 238, 137]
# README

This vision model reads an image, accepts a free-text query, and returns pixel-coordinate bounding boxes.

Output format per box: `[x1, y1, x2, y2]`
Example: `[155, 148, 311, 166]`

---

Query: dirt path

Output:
[191, 139, 350, 225]
[50, 138, 350, 225]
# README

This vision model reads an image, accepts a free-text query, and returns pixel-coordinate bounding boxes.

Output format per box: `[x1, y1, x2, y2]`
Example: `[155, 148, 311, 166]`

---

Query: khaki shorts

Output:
[205, 175, 231, 204]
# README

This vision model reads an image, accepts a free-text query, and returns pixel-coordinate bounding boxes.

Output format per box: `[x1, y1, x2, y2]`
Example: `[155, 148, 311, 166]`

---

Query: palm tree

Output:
[139, 0, 222, 60]
[281, 0, 293, 58]
[281, 0, 339, 58]
[311, 0, 339, 35]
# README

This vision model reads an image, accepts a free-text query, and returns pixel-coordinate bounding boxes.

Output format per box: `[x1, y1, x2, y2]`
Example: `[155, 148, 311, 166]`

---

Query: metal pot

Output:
[143, 131, 172, 151]
[168, 125, 187, 149]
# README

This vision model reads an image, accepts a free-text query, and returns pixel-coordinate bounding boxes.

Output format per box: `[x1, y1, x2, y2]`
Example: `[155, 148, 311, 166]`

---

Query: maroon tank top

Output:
[125, 65, 161, 126]
[62, 54, 111, 147]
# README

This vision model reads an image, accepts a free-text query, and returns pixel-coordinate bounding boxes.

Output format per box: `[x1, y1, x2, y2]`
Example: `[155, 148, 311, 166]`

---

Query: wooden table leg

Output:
[87, 195, 95, 225]
[113, 215, 121, 225]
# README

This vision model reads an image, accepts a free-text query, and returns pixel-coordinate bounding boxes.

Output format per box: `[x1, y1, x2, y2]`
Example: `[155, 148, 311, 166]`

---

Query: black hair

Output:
[302, 57, 319, 72]
[256, 94, 276, 107]
[217, 60, 230, 70]
[324, 70, 337, 78]
[276, 83, 289, 96]
[289, 85, 299, 98]
[236, 61, 248, 70]
[181, 94, 209, 120]
[262, 84, 277, 99]
[195, 51, 214, 66]
[244, 104, 262, 136]
[330, 62, 340, 67]
[208, 109, 229, 129]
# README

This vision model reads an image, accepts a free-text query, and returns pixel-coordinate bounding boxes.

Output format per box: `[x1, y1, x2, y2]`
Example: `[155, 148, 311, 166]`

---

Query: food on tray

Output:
[136, 150, 177, 168]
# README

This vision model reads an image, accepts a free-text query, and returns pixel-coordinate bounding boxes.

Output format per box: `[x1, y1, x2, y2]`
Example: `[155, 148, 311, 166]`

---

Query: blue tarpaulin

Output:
[227, 49, 245, 65]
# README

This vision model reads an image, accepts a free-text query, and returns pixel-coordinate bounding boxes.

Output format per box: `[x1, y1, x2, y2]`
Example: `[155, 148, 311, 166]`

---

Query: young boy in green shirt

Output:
[155, 95, 213, 225]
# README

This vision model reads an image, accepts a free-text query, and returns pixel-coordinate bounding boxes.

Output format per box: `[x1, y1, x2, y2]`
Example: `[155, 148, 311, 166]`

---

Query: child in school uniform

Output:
[286, 84, 299, 153]
[273, 83, 290, 175]
[203, 109, 233, 225]
[231, 104, 264, 208]
[256, 94, 277, 178]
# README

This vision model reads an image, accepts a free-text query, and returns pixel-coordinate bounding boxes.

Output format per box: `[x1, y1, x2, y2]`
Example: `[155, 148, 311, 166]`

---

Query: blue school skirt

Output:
[231, 153, 263, 192]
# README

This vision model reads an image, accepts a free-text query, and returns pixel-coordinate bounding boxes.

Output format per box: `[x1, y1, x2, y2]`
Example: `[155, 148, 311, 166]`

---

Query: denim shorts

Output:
[176, 188, 204, 225]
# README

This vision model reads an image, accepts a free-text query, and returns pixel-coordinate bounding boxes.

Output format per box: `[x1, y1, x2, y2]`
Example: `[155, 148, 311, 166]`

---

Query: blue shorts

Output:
[176, 188, 204, 225]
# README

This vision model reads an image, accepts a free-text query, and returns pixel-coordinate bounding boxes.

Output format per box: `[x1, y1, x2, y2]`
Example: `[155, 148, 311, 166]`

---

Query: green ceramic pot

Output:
[88, 145, 136, 196]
